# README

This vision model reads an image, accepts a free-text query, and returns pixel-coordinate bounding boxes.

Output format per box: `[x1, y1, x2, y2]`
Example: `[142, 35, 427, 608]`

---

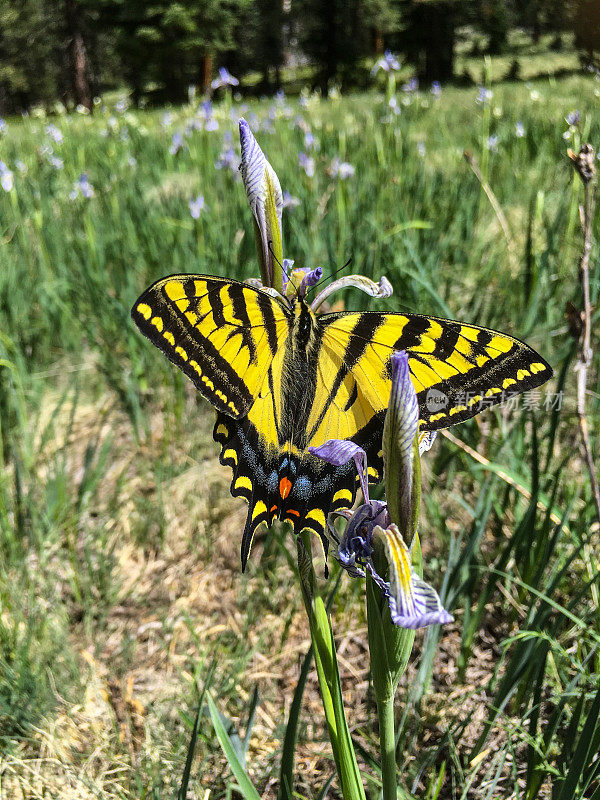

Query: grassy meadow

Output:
[1, 43, 600, 799]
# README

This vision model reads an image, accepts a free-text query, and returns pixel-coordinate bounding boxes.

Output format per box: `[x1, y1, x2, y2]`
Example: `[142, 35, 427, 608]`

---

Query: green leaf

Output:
[206, 693, 262, 800]
[554, 687, 600, 800]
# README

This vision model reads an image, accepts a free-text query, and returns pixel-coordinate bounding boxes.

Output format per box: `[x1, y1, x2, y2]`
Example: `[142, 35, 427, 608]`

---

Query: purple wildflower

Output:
[566, 110, 581, 127]
[309, 351, 451, 630]
[282, 190, 300, 209]
[189, 195, 207, 219]
[211, 67, 239, 90]
[476, 86, 493, 104]
[431, 81, 442, 97]
[402, 77, 419, 93]
[169, 132, 184, 155]
[515, 121, 525, 138]
[0, 162, 14, 192]
[486, 135, 499, 151]
[46, 124, 63, 144]
[371, 50, 401, 75]
[215, 147, 241, 174]
[304, 131, 317, 149]
[70, 173, 94, 199]
[298, 152, 315, 178]
[329, 157, 355, 179]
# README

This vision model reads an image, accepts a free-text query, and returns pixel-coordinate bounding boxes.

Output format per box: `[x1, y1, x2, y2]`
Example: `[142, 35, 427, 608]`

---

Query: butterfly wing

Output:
[131, 275, 289, 417]
[133, 274, 296, 568]
[319, 311, 553, 430]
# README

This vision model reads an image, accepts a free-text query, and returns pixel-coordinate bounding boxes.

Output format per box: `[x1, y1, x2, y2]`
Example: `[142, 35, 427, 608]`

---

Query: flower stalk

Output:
[297, 532, 367, 800]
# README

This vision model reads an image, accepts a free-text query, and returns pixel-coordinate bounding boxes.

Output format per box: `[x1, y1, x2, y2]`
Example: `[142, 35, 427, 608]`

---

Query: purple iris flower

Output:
[476, 86, 493, 104]
[215, 147, 241, 175]
[0, 161, 14, 192]
[402, 77, 419, 93]
[282, 190, 300, 209]
[329, 157, 355, 179]
[211, 67, 239, 90]
[189, 194, 207, 219]
[304, 131, 316, 149]
[169, 132, 184, 155]
[371, 50, 401, 75]
[309, 351, 451, 630]
[70, 173, 94, 199]
[566, 110, 581, 127]
[298, 152, 315, 178]
[46, 124, 63, 144]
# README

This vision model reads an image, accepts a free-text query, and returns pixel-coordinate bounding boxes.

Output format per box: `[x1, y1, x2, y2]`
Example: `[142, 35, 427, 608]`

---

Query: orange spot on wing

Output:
[279, 477, 292, 499]
[270, 505, 278, 513]
[286, 509, 300, 518]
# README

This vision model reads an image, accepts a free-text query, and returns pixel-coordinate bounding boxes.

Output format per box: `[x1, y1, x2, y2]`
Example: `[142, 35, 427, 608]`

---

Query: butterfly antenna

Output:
[308, 257, 352, 295]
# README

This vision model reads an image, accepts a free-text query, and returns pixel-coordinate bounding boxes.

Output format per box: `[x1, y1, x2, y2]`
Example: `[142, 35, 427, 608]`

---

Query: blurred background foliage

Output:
[1, 0, 600, 112]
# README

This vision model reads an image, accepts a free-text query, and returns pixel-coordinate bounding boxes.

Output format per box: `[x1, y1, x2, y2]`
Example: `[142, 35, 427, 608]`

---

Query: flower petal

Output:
[418, 430, 437, 455]
[239, 118, 283, 290]
[383, 350, 419, 533]
[299, 267, 323, 296]
[373, 524, 452, 629]
[310, 274, 392, 312]
[309, 439, 369, 501]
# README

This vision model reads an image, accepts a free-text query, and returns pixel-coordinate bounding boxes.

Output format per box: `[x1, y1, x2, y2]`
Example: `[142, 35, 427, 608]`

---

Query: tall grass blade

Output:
[206, 692, 262, 800]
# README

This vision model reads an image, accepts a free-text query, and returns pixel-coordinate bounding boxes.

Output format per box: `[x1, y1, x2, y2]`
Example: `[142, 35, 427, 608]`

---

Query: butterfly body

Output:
[132, 273, 552, 568]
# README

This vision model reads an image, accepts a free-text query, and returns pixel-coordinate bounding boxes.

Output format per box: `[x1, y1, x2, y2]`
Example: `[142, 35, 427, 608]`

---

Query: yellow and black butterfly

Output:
[132, 274, 552, 569]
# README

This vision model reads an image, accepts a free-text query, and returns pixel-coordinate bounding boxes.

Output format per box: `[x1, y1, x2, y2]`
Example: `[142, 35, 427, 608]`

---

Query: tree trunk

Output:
[65, 0, 91, 110]
[373, 29, 384, 55]
[200, 53, 213, 94]
[418, 1, 455, 84]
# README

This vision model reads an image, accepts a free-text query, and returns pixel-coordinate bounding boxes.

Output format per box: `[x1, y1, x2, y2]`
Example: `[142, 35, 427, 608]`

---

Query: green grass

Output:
[0, 47, 599, 799]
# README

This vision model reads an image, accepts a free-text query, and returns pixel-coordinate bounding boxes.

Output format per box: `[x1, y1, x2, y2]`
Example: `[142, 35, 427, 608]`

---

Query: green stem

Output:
[297, 531, 366, 800]
[377, 693, 397, 800]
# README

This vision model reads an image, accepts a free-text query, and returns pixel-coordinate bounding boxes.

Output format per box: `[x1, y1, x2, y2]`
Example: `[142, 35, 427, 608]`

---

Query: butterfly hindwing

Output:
[320, 311, 553, 431]
[213, 408, 384, 570]
[131, 275, 289, 418]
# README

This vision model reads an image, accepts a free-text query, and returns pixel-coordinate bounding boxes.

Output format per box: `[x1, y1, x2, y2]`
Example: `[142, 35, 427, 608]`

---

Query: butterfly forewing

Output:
[320, 311, 552, 430]
[132, 275, 290, 418]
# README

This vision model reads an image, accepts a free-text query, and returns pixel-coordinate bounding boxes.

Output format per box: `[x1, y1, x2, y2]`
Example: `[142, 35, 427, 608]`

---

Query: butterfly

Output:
[132, 273, 552, 569]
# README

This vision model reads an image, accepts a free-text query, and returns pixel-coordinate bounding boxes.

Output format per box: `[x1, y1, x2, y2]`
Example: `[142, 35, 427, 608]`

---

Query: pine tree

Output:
[295, 0, 398, 92]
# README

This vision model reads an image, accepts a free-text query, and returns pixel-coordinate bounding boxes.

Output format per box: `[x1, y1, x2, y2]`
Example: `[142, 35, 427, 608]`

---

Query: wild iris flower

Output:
[310, 352, 452, 630]
[189, 195, 207, 219]
[0, 162, 14, 193]
[371, 50, 401, 75]
[211, 67, 239, 90]
[238, 116, 392, 306]
[329, 157, 355, 179]
[298, 152, 315, 177]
